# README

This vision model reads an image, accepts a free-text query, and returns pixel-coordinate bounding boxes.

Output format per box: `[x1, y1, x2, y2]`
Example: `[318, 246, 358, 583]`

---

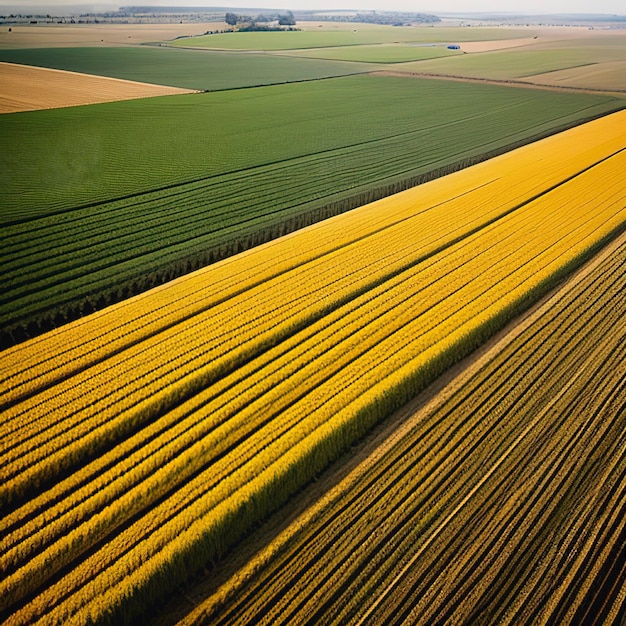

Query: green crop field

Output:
[1, 74, 622, 345]
[0, 46, 375, 91]
[169, 26, 533, 51]
[282, 43, 462, 64]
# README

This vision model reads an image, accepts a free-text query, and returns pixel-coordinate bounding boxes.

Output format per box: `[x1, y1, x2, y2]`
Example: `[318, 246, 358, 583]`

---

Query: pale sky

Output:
[222, 0, 626, 11]
[1, 0, 625, 13]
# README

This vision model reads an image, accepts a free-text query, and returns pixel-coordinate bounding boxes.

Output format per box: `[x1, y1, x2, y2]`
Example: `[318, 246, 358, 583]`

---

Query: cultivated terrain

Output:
[1, 11, 624, 625]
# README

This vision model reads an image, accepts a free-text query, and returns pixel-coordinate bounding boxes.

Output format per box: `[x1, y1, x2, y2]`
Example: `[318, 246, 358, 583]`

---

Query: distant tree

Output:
[224, 12, 237, 26]
[278, 10, 296, 26]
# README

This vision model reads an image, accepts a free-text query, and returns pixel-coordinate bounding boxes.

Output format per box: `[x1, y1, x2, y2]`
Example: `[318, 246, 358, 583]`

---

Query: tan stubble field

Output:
[0, 62, 198, 113]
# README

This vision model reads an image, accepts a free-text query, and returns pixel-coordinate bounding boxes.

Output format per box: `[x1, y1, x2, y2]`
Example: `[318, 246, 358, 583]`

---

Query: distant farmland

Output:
[168, 26, 534, 50]
[390, 30, 626, 92]
[1, 74, 622, 346]
[279, 43, 462, 64]
[393, 48, 604, 80]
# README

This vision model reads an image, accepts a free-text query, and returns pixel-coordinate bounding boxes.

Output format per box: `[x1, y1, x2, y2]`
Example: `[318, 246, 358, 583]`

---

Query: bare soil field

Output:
[460, 37, 538, 53]
[0, 22, 225, 48]
[0, 62, 196, 113]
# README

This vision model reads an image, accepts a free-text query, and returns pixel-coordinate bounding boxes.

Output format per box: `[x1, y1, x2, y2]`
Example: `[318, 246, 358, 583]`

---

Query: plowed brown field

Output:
[0, 62, 197, 113]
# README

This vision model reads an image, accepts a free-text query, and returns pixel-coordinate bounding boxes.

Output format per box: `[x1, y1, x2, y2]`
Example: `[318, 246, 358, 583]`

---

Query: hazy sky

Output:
[214, 0, 626, 11]
[1, 0, 625, 12]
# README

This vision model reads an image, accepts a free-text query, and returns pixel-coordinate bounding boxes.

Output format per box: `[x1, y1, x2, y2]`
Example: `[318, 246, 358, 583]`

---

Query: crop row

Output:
[1, 113, 625, 624]
[2, 75, 622, 346]
[185, 232, 626, 626]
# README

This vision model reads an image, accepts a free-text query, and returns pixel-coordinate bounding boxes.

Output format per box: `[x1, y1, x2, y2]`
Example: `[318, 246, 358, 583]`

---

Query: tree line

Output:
[225, 10, 296, 29]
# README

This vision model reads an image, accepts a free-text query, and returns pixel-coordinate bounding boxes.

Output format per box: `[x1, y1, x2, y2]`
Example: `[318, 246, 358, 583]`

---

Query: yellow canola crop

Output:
[1, 110, 625, 625]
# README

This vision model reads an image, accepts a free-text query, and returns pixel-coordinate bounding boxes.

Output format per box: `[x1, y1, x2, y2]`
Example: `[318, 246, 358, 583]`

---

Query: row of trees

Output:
[225, 10, 296, 28]
[302, 10, 440, 25]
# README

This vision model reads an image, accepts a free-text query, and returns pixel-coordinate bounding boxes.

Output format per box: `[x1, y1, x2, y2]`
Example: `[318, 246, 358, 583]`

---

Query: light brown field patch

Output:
[522, 60, 626, 91]
[0, 62, 197, 113]
[460, 37, 538, 53]
[0, 22, 226, 48]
